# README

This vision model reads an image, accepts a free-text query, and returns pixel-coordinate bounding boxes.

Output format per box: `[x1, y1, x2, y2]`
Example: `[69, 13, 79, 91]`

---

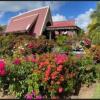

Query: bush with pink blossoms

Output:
[0, 59, 6, 76]
[55, 53, 68, 65]
[13, 58, 21, 65]
[0, 51, 96, 99]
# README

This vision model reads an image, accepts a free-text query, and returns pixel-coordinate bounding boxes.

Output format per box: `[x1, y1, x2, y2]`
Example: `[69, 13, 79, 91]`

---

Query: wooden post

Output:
[59, 30, 60, 35]
[49, 31, 52, 40]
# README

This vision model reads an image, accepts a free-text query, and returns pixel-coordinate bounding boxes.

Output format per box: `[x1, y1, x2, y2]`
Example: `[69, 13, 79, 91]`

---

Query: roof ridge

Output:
[11, 6, 49, 19]
[53, 20, 75, 23]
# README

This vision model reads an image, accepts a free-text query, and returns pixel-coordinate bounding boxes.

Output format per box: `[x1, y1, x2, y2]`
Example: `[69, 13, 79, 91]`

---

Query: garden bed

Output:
[0, 34, 99, 99]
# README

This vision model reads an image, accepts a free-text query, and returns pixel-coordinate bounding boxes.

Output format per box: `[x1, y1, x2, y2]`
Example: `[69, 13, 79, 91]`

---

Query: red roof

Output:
[5, 6, 51, 36]
[49, 20, 75, 28]
[6, 14, 38, 33]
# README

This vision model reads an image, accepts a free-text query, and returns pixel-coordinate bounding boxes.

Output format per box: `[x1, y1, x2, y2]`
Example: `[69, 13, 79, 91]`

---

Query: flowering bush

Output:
[0, 51, 96, 99]
[26, 39, 55, 54]
[90, 45, 100, 64]
[1, 53, 77, 98]
[0, 59, 6, 76]
[80, 38, 91, 48]
[55, 53, 68, 64]
[0, 35, 97, 99]
[13, 58, 21, 65]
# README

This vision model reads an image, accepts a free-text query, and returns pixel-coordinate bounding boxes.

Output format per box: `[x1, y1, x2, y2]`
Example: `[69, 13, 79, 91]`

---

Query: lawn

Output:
[93, 82, 100, 99]
[93, 64, 100, 99]
[95, 64, 100, 80]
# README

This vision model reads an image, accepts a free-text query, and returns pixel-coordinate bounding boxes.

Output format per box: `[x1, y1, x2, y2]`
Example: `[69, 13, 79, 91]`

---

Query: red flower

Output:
[0, 60, 6, 76]
[39, 62, 45, 69]
[51, 72, 58, 80]
[45, 66, 51, 80]
[13, 58, 21, 65]
[44, 61, 49, 65]
[57, 65, 63, 72]
[45, 70, 50, 77]
[27, 43, 33, 49]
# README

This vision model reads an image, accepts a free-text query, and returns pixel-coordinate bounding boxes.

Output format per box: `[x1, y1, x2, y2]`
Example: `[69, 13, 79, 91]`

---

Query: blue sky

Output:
[0, 1, 97, 31]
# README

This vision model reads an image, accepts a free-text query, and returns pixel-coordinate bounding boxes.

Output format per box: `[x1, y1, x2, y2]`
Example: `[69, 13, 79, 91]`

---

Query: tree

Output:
[0, 25, 6, 32]
[0, 25, 3, 32]
[88, 2, 100, 45]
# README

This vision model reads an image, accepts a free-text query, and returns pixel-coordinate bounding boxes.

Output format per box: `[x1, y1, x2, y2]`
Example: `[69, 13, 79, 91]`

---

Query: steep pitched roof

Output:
[49, 20, 75, 28]
[5, 6, 50, 36]
[6, 14, 38, 33]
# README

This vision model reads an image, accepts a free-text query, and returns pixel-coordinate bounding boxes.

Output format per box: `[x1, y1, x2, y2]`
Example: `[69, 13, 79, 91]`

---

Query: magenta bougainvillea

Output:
[0, 60, 6, 76]
[55, 54, 68, 65]
[13, 58, 21, 65]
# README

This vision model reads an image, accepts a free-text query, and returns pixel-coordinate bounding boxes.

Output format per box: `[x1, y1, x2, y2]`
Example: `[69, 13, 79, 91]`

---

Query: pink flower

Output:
[13, 58, 21, 65]
[31, 58, 36, 63]
[25, 93, 33, 100]
[55, 54, 68, 65]
[32, 90, 35, 96]
[83, 38, 91, 46]
[58, 87, 64, 93]
[0, 70, 6, 76]
[0, 60, 6, 76]
[35, 95, 43, 100]
[76, 54, 82, 59]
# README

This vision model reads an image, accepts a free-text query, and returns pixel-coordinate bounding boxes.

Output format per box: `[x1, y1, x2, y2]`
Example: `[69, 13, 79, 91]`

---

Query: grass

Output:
[95, 64, 100, 80]
[92, 64, 100, 99]
[92, 82, 100, 99]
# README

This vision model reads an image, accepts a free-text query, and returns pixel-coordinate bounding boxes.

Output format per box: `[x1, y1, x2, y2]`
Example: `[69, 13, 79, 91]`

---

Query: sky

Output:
[0, 1, 97, 31]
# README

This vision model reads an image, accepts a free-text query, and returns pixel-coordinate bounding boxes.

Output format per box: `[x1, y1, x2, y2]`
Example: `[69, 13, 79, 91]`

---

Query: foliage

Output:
[0, 33, 98, 99]
[76, 55, 96, 86]
[0, 34, 16, 57]
[55, 35, 73, 53]
[0, 51, 96, 99]
[0, 34, 55, 58]
[0, 25, 6, 32]
[90, 45, 100, 64]
[80, 38, 91, 48]
[88, 2, 100, 45]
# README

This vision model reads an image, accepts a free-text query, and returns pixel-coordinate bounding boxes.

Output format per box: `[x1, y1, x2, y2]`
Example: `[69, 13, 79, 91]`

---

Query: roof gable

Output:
[5, 6, 50, 36]
[6, 14, 38, 33]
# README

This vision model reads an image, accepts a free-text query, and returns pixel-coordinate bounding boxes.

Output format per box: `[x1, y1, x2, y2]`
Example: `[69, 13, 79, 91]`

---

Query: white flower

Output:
[24, 43, 28, 46]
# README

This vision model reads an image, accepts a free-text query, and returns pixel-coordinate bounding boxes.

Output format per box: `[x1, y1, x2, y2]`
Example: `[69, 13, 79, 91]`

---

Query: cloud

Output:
[0, 12, 4, 18]
[75, 8, 94, 32]
[0, 1, 65, 12]
[52, 14, 67, 21]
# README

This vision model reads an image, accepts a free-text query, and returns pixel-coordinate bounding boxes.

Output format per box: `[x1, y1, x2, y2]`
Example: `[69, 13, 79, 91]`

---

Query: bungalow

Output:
[5, 6, 81, 39]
